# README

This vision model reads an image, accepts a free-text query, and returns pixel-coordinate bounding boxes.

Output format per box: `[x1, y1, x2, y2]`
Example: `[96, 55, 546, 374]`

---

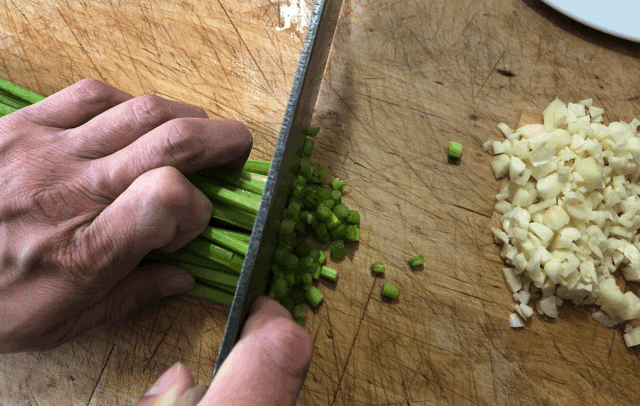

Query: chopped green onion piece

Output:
[317, 251, 327, 265]
[409, 254, 425, 267]
[320, 266, 338, 282]
[293, 185, 305, 199]
[300, 158, 313, 179]
[317, 188, 332, 199]
[323, 199, 335, 209]
[188, 282, 234, 305]
[316, 231, 331, 244]
[332, 224, 347, 240]
[346, 210, 360, 225]
[370, 261, 385, 274]
[280, 218, 296, 235]
[302, 273, 314, 290]
[312, 264, 322, 280]
[295, 220, 307, 234]
[299, 256, 316, 273]
[281, 297, 295, 314]
[327, 213, 342, 230]
[309, 249, 321, 262]
[293, 303, 308, 319]
[302, 126, 320, 137]
[448, 141, 462, 159]
[294, 318, 306, 328]
[316, 204, 332, 222]
[272, 263, 283, 276]
[330, 240, 347, 259]
[306, 286, 324, 308]
[285, 253, 300, 272]
[302, 138, 314, 157]
[294, 175, 307, 188]
[381, 282, 399, 300]
[333, 204, 349, 221]
[330, 189, 342, 203]
[284, 271, 296, 287]
[274, 247, 288, 265]
[330, 177, 346, 190]
[345, 225, 360, 242]
[243, 159, 270, 175]
[273, 277, 291, 299]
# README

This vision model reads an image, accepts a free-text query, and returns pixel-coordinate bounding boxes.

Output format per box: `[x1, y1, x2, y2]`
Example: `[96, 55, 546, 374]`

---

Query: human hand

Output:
[135, 297, 313, 406]
[0, 79, 252, 352]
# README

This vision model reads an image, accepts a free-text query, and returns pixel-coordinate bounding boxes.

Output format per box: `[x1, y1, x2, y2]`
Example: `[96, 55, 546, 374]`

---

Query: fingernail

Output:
[161, 272, 195, 296]
[146, 362, 183, 396]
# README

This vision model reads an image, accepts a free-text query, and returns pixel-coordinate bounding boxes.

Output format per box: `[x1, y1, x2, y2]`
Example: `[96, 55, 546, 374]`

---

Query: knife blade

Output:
[213, 0, 344, 378]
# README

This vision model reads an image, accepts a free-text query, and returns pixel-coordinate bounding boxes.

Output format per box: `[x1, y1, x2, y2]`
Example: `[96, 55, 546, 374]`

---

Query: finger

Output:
[91, 118, 252, 199]
[69, 94, 209, 159]
[135, 362, 197, 406]
[200, 297, 313, 406]
[173, 385, 208, 406]
[32, 265, 195, 352]
[71, 166, 212, 279]
[16, 79, 132, 128]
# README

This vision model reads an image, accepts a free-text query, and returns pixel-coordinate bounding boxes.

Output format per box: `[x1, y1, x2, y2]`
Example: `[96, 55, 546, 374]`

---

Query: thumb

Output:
[135, 362, 197, 406]
[198, 297, 314, 406]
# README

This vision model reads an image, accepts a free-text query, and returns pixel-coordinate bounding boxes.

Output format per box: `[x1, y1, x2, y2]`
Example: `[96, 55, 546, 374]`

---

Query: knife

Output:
[212, 0, 344, 378]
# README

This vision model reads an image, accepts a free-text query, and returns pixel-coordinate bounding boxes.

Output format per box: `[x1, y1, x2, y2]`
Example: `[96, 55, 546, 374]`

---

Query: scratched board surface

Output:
[1, 0, 640, 405]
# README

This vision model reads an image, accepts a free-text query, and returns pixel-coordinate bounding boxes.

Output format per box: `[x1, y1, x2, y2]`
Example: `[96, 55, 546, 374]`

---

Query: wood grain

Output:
[2, 0, 640, 405]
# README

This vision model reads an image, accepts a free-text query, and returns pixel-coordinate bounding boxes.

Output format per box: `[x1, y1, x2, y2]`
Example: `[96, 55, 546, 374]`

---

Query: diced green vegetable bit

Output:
[317, 250, 327, 265]
[323, 199, 335, 209]
[448, 141, 462, 159]
[302, 138, 314, 157]
[331, 224, 347, 240]
[333, 204, 349, 221]
[346, 210, 360, 225]
[330, 177, 346, 190]
[316, 204, 332, 222]
[320, 266, 338, 281]
[302, 273, 314, 290]
[285, 271, 296, 287]
[281, 297, 295, 314]
[330, 240, 347, 259]
[381, 282, 399, 299]
[345, 225, 360, 242]
[294, 318, 306, 328]
[293, 303, 308, 320]
[302, 126, 320, 137]
[280, 218, 296, 235]
[370, 261, 385, 274]
[408, 254, 425, 267]
[312, 265, 322, 280]
[306, 286, 324, 308]
[327, 213, 342, 230]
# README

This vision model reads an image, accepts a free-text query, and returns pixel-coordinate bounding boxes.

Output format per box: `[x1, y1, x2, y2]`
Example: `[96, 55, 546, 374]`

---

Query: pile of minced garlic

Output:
[484, 98, 640, 347]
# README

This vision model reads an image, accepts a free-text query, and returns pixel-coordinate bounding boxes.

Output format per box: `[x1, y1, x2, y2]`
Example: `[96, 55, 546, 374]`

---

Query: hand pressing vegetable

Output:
[0, 78, 253, 352]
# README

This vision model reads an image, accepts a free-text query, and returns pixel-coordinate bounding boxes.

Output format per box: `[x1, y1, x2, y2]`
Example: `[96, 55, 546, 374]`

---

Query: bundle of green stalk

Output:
[145, 161, 271, 306]
[0, 77, 45, 116]
[0, 77, 361, 326]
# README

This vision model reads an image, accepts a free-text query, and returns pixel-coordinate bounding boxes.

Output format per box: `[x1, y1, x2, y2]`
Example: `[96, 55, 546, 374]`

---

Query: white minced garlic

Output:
[486, 98, 640, 347]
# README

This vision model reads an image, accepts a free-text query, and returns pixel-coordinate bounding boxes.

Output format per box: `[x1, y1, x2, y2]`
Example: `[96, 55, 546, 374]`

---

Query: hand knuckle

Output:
[72, 79, 112, 104]
[131, 94, 170, 126]
[162, 119, 205, 163]
[146, 167, 190, 208]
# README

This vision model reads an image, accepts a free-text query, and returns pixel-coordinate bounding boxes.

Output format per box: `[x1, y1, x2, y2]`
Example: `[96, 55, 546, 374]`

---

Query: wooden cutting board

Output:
[1, 0, 640, 405]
